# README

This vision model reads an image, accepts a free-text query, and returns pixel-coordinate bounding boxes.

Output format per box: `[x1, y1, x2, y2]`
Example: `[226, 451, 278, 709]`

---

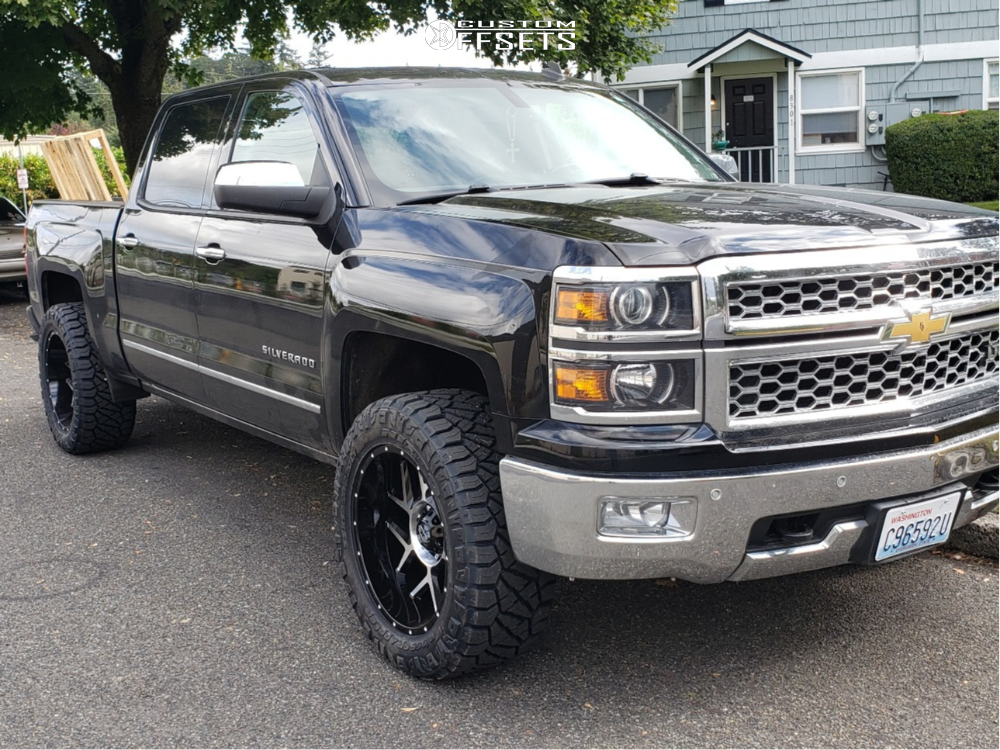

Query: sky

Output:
[286, 24, 539, 71]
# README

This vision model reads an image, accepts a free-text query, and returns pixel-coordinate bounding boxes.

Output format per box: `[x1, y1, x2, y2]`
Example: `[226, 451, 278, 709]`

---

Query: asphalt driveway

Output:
[1, 286, 997, 748]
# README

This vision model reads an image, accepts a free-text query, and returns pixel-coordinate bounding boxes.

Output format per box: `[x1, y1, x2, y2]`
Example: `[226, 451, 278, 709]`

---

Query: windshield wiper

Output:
[396, 184, 492, 206]
[577, 173, 674, 187]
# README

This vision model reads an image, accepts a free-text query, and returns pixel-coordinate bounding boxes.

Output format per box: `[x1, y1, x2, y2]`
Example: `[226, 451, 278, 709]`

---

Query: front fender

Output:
[326, 252, 549, 449]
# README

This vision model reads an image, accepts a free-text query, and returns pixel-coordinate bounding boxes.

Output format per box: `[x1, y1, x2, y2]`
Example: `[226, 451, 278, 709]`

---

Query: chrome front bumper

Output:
[499, 424, 999, 583]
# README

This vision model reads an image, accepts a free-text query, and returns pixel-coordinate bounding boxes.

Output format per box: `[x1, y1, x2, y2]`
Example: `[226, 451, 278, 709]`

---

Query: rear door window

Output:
[144, 95, 230, 208]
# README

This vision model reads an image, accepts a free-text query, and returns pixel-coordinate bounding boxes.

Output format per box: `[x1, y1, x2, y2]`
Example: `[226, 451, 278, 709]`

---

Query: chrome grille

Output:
[727, 262, 999, 321]
[728, 329, 1000, 420]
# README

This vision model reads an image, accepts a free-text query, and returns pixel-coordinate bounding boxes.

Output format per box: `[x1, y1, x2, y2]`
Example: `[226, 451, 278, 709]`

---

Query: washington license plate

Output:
[875, 492, 961, 562]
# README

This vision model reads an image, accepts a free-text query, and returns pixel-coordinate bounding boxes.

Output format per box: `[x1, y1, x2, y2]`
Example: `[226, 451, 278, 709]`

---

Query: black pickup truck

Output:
[25, 67, 999, 679]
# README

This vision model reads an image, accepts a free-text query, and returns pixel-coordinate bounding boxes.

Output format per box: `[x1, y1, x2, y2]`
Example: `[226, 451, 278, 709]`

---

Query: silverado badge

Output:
[883, 309, 951, 346]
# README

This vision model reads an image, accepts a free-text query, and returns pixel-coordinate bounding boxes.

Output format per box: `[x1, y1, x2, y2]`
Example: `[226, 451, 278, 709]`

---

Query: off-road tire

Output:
[39, 303, 136, 454]
[335, 389, 555, 679]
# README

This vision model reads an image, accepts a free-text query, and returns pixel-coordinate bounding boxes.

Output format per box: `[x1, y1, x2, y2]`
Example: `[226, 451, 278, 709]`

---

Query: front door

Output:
[724, 77, 774, 182]
[194, 82, 334, 450]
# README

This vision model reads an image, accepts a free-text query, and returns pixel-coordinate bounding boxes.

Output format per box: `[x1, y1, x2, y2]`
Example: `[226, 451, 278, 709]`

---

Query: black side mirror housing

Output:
[213, 160, 333, 219]
[215, 183, 331, 218]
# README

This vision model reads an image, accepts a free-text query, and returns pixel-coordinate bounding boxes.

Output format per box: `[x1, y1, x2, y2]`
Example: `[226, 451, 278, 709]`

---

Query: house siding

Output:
[645, 0, 998, 64]
[622, 0, 999, 190]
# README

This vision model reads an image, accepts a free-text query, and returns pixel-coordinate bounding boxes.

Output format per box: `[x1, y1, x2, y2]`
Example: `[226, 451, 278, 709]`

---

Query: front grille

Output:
[727, 262, 999, 321]
[729, 329, 999, 420]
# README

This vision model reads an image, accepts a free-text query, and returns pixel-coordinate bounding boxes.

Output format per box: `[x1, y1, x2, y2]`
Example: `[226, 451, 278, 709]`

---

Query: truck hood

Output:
[412, 182, 998, 266]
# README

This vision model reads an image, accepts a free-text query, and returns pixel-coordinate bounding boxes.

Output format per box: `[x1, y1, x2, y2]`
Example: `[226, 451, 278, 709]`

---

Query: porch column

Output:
[787, 59, 796, 184]
[704, 64, 713, 152]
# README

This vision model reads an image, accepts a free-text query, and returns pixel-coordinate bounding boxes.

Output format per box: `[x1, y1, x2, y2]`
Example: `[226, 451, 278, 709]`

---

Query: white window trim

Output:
[619, 82, 684, 132]
[984, 58, 999, 110]
[796, 67, 866, 155]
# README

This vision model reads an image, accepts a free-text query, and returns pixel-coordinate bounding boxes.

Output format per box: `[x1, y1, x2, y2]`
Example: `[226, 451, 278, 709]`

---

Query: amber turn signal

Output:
[555, 289, 610, 324]
[555, 364, 610, 403]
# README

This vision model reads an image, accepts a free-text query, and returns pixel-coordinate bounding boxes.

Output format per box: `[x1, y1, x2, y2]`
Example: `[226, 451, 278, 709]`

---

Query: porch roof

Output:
[687, 28, 812, 70]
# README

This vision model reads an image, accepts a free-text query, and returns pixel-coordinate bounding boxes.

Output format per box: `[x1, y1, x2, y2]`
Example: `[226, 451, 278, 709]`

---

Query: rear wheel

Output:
[335, 389, 555, 679]
[39, 303, 136, 454]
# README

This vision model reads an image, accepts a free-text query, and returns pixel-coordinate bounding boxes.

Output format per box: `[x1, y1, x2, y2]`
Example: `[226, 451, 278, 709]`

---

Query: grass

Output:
[967, 200, 999, 210]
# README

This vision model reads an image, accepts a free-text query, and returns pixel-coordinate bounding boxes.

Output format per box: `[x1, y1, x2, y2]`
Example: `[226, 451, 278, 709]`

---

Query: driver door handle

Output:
[196, 244, 226, 261]
[117, 234, 138, 249]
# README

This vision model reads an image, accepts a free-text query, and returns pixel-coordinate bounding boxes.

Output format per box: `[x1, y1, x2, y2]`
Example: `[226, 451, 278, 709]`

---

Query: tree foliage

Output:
[0, 0, 678, 175]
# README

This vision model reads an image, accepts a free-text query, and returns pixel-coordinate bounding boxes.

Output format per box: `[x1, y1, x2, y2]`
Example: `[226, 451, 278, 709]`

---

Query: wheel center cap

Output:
[409, 499, 442, 566]
[417, 515, 433, 545]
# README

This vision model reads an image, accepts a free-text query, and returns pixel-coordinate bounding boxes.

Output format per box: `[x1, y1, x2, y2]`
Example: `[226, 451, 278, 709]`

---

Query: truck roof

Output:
[312, 66, 582, 86]
[163, 65, 598, 99]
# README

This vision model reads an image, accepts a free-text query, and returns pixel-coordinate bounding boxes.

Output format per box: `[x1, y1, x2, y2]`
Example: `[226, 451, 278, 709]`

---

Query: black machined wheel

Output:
[43, 332, 74, 430]
[335, 389, 555, 679]
[38, 303, 136, 454]
[353, 446, 447, 635]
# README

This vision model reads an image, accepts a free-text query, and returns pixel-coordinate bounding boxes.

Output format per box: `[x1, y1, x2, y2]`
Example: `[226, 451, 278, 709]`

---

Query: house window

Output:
[797, 69, 864, 153]
[986, 60, 999, 110]
[619, 85, 682, 130]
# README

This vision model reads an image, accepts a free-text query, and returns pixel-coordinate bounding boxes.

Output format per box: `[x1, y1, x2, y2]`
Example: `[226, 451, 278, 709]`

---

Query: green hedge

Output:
[0, 147, 129, 209]
[885, 109, 999, 203]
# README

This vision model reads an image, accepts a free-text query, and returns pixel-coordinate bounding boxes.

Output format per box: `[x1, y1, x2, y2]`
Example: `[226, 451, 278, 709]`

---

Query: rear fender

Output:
[28, 202, 139, 388]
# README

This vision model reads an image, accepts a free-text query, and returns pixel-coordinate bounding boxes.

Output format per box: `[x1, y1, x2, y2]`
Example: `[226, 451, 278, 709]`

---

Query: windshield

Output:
[333, 81, 722, 205]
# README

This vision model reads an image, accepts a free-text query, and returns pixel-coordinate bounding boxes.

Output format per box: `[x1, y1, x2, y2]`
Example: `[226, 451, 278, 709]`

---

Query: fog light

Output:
[599, 497, 696, 538]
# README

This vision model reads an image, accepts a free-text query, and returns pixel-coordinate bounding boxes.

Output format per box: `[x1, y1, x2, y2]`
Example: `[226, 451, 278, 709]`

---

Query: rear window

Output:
[144, 96, 230, 209]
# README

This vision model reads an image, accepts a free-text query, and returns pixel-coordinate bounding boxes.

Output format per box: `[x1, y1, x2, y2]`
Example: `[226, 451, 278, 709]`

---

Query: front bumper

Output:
[499, 423, 999, 583]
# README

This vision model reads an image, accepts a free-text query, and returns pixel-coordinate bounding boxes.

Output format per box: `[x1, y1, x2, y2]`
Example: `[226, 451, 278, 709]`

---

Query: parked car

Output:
[23, 68, 1000, 679]
[0, 196, 26, 291]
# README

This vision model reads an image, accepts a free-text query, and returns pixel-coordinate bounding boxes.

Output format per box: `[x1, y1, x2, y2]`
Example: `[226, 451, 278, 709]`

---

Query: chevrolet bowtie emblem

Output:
[884, 310, 951, 345]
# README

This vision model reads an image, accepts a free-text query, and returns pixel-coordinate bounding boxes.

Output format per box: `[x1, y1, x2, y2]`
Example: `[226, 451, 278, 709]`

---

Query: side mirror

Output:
[214, 161, 332, 219]
[708, 153, 740, 180]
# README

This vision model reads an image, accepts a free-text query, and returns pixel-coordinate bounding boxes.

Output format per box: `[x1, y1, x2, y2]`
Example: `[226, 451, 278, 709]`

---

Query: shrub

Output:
[0, 146, 129, 208]
[0, 153, 58, 207]
[885, 109, 999, 203]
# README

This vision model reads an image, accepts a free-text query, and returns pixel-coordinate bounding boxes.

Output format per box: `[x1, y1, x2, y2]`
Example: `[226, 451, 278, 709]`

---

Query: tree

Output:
[0, 0, 678, 176]
[307, 39, 331, 68]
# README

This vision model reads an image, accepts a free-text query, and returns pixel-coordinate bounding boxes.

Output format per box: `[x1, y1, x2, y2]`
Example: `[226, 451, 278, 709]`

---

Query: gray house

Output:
[616, 0, 999, 189]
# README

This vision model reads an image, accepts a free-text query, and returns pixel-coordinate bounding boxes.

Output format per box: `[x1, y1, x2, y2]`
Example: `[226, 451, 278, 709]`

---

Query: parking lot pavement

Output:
[1, 287, 997, 748]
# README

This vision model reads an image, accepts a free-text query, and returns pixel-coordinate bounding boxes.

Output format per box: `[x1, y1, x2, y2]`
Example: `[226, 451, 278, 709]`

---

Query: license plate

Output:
[875, 492, 961, 562]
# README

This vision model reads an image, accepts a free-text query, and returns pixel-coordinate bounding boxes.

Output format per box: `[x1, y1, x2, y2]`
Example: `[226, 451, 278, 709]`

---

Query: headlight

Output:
[550, 266, 700, 343]
[553, 359, 697, 413]
[549, 267, 703, 425]
[554, 282, 693, 332]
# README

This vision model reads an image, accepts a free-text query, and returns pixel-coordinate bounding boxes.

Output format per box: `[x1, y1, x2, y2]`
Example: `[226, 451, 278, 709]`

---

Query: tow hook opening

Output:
[748, 502, 870, 552]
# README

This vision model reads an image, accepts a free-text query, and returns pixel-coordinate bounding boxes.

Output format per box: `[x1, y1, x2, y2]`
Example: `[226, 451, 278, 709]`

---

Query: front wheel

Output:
[38, 302, 136, 454]
[335, 389, 555, 679]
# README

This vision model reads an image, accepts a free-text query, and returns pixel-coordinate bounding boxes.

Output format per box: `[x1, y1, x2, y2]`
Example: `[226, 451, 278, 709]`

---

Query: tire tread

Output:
[335, 388, 555, 679]
[39, 303, 136, 454]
